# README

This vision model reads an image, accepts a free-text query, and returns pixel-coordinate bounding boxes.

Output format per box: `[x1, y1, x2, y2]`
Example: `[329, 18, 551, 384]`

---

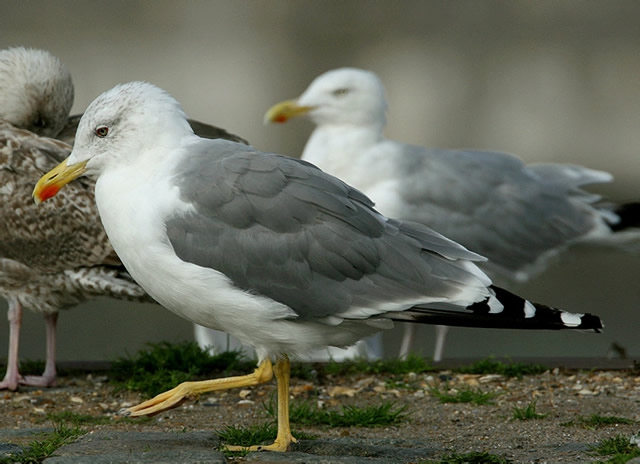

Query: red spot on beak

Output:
[273, 115, 288, 124]
[38, 184, 61, 202]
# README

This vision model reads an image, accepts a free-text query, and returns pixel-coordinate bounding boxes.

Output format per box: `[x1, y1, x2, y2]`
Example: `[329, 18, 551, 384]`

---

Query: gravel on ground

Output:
[1, 365, 639, 462]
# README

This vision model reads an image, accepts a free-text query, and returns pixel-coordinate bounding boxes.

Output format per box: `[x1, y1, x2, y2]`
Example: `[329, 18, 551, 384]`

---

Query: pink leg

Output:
[22, 312, 58, 387]
[0, 298, 24, 390]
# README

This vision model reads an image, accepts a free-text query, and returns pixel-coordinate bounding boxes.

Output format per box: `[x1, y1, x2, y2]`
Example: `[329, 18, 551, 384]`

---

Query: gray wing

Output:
[165, 140, 489, 322]
[58, 114, 249, 146]
[389, 147, 612, 280]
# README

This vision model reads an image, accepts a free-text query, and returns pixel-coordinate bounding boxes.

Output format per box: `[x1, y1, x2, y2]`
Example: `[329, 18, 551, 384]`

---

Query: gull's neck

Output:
[302, 124, 383, 178]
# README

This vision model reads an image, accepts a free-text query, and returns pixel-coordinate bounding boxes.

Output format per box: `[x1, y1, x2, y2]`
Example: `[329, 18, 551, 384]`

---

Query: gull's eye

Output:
[332, 88, 350, 97]
[95, 125, 109, 137]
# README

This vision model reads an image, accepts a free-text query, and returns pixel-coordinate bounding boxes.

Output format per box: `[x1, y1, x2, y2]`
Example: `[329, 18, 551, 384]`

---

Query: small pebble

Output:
[385, 389, 401, 398]
[328, 386, 358, 397]
[354, 377, 375, 389]
[577, 388, 595, 396]
[465, 378, 480, 387]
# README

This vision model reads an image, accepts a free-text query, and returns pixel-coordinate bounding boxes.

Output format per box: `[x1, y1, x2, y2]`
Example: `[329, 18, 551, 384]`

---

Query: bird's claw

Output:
[223, 435, 297, 453]
[0, 373, 24, 391]
[118, 383, 199, 417]
[0, 380, 19, 391]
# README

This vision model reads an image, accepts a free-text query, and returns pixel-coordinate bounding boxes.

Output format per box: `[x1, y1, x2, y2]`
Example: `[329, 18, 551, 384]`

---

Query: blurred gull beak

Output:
[264, 99, 315, 124]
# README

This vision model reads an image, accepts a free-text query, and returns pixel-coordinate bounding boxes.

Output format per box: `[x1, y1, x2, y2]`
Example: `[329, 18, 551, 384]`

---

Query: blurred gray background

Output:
[1, 1, 638, 362]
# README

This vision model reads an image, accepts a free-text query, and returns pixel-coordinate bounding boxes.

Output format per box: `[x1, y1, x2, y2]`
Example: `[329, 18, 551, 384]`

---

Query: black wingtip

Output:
[610, 202, 640, 232]
[393, 285, 604, 333]
[578, 313, 604, 332]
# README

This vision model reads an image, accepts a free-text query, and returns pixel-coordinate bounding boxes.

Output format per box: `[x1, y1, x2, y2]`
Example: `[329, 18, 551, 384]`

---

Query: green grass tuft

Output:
[456, 357, 547, 379]
[0, 422, 86, 464]
[511, 401, 547, 421]
[429, 385, 496, 405]
[216, 422, 278, 448]
[216, 422, 316, 456]
[265, 398, 408, 427]
[109, 341, 256, 397]
[589, 434, 640, 462]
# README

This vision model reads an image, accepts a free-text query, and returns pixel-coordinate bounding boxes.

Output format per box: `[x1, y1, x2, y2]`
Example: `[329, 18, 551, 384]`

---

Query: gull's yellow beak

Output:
[33, 157, 88, 204]
[263, 99, 315, 124]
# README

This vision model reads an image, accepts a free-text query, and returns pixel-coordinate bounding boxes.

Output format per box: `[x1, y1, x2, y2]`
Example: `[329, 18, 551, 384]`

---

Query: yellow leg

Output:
[120, 359, 274, 417]
[225, 356, 297, 452]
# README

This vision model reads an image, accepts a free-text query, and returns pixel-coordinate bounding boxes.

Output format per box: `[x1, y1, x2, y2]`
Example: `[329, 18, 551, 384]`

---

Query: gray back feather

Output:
[391, 147, 607, 277]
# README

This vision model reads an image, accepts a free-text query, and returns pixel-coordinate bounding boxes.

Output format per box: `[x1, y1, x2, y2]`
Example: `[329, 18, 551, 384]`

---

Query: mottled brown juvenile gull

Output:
[0, 47, 255, 391]
[0, 47, 153, 390]
[34, 81, 602, 452]
[264, 67, 637, 361]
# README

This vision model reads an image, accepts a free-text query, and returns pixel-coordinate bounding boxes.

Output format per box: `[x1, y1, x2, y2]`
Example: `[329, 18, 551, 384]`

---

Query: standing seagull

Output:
[34, 81, 602, 451]
[0, 47, 247, 390]
[264, 67, 638, 360]
[0, 47, 152, 389]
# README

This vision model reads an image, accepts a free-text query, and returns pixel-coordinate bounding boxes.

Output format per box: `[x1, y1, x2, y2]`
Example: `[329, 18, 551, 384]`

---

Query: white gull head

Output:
[0, 47, 73, 137]
[296, 67, 388, 129]
[68, 81, 194, 176]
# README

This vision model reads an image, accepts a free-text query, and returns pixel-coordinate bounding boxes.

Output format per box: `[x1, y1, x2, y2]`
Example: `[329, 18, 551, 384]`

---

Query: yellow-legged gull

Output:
[34, 81, 603, 451]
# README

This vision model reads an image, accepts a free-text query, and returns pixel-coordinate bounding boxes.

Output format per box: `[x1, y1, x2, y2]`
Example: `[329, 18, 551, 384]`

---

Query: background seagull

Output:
[0, 47, 246, 390]
[0, 47, 153, 389]
[264, 67, 638, 361]
[34, 81, 603, 451]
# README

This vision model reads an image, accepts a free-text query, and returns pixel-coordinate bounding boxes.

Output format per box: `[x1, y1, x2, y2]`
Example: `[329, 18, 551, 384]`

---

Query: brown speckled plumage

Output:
[0, 48, 152, 390]
[0, 121, 150, 313]
[1, 48, 249, 390]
